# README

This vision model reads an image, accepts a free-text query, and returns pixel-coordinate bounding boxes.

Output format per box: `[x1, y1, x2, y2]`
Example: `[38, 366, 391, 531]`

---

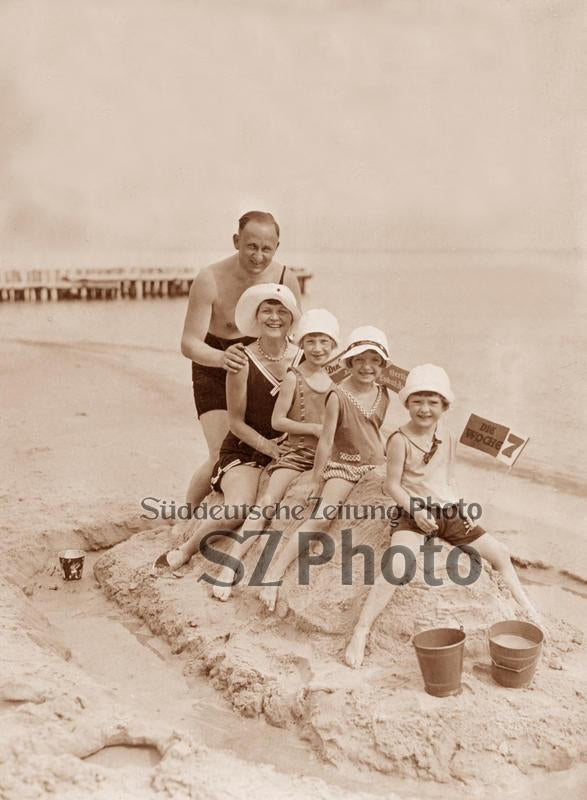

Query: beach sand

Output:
[1, 259, 586, 798]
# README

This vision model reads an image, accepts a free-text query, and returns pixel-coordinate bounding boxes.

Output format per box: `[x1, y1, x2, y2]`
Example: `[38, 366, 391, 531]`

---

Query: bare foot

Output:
[152, 547, 189, 575]
[212, 566, 236, 602]
[344, 627, 368, 669]
[166, 547, 190, 570]
[212, 583, 232, 602]
[258, 584, 279, 612]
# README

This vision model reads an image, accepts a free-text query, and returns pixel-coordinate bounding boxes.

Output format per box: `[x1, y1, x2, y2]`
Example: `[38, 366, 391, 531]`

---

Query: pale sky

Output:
[0, 0, 584, 265]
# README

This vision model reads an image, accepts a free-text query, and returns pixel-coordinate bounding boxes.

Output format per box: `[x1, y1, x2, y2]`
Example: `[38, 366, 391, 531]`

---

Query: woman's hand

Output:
[266, 440, 281, 461]
[413, 508, 438, 534]
[222, 342, 248, 373]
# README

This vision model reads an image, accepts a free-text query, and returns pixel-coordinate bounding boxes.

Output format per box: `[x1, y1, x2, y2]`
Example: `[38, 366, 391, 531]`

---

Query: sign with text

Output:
[325, 359, 350, 383]
[379, 364, 409, 393]
[460, 413, 529, 466]
[326, 358, 408, 393]
[496, 431, 530, 466]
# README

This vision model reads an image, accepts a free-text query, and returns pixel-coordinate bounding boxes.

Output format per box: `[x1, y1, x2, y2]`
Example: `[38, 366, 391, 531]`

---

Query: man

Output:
[181, 211, 302, 505]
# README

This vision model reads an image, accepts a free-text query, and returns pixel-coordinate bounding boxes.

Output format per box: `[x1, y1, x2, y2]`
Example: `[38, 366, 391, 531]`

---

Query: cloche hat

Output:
[341, 325, 390, 366]
[398, 363, 454, 406]
[294, 308, 340, 347]
[234, 283, 300, 338]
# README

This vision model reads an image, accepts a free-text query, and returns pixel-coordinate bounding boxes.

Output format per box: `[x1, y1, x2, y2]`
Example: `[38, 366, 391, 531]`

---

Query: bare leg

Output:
[472, 533, 540, 621]
[259, 477, 354, 612]
[213, 468, 299, 601]
[345, 530, 423, 668]
[168, 465, 261, 570]
[185, 410, 228, 506]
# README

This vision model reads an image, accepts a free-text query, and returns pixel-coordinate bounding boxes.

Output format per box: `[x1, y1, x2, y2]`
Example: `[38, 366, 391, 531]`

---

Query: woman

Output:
[154, 283, 301, 573]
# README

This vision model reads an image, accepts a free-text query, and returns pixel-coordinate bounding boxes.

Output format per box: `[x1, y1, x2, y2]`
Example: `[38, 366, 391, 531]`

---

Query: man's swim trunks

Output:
[192, 332, 254, 417]
[209, 345, 301, 491]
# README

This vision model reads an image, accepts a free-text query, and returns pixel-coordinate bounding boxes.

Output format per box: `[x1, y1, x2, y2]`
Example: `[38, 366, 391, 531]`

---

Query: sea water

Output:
[2, 250, 584, 489]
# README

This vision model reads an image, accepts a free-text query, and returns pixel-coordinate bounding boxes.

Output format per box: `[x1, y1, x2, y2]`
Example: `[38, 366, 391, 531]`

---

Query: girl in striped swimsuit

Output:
[258, 325, 391, 612]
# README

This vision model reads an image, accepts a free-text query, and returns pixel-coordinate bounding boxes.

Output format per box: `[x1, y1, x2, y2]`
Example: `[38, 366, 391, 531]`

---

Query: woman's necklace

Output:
[256, 339, 288, 362]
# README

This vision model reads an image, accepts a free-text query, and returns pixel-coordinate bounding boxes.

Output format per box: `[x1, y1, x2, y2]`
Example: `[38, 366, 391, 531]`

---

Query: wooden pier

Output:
[0, 266, 313, 303]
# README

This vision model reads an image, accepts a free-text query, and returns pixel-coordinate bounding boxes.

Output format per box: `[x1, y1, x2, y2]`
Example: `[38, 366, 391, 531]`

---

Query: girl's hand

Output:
[306, 479, 321, 503]
[267, 440, 281, 461]
[413, 508, 438, 534]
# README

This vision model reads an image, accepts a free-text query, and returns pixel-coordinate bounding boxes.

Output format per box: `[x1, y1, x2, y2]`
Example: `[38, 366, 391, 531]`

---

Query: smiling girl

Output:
[257, 325, 391, 611]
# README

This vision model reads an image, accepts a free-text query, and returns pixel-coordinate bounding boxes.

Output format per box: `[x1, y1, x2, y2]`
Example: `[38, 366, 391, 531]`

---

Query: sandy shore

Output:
[1, 334, 586, 799]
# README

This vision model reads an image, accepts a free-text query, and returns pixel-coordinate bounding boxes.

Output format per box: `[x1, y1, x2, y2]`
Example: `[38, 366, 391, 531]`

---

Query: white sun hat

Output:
[234, 283, 300, 337]
[398, 363, 455, 406]
[341, 325, 390, 366]
[294, 308, 340, 346]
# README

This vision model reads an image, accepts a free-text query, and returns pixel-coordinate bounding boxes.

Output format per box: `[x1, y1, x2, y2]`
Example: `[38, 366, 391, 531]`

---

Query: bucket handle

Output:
[490, 657, 535, 674]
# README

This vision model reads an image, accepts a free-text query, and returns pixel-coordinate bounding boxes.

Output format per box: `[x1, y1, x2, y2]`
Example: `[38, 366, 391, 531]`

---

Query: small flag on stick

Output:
[379, 364, 409, 393]
[325, 358, 409, 393]
[460, 413, 529, 466]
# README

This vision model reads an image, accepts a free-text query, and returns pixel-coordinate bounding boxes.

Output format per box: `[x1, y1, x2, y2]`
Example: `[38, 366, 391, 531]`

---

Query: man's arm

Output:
[283, 268, 303, 311]
[180, 270, 220, 367]
[180, 270, 246, 372]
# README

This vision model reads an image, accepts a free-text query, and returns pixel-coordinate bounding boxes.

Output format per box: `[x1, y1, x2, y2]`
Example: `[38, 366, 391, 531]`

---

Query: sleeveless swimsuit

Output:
[322, 383, 390, 482]
[192, 265, 288, 417]
[267, 366, 332, 474]
[387, 426, 485, 546]
[210, 344, 303, 491]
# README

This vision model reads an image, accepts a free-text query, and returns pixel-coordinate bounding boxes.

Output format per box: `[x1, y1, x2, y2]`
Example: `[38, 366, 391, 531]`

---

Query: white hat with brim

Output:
[234, 283, 300, 338]
[294, 308, 340, 346]
[341, 325, 391, 366]
[398, 363, 454, 406]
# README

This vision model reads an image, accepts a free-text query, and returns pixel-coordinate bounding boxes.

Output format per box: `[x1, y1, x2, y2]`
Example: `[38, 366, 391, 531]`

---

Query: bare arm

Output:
[383, 434, 437, 533]
[447, 431, 460, 496]
[382, 434, 412, 509]
[380, 387, 399, 441]
[180, 270, 247, 373]
[283, 268, 303, 311]
[180, 270, 221, 366]
[226, 366, 279, 459]
[271, 372, 322, 438]
[307, 392, 339, 490]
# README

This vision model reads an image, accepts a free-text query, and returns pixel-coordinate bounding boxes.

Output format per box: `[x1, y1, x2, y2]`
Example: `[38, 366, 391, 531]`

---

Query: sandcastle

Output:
[93, 468, 587, 788]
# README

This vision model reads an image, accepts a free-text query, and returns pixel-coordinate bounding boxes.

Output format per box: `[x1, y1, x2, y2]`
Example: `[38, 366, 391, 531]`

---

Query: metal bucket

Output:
[412, 627, 466, 697]
[488, 620, 543, 688]
[58, 549, 85, 581]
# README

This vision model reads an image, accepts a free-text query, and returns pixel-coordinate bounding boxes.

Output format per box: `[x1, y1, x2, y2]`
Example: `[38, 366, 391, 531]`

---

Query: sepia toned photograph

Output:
[1, 1, 585, 798]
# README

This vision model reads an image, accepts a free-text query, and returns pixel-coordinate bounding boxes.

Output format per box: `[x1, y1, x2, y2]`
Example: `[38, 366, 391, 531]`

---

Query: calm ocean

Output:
[3, 250, 584, 491]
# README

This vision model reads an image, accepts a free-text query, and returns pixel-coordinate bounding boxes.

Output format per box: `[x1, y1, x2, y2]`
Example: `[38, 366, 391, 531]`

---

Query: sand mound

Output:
[0, 552, 385, 800]
[94, 469, 587, 788]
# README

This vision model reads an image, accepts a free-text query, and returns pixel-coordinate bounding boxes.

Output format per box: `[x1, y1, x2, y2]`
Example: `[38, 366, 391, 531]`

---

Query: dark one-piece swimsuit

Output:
[210, 344, 303, 491]
[191, 265, 288, 417]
